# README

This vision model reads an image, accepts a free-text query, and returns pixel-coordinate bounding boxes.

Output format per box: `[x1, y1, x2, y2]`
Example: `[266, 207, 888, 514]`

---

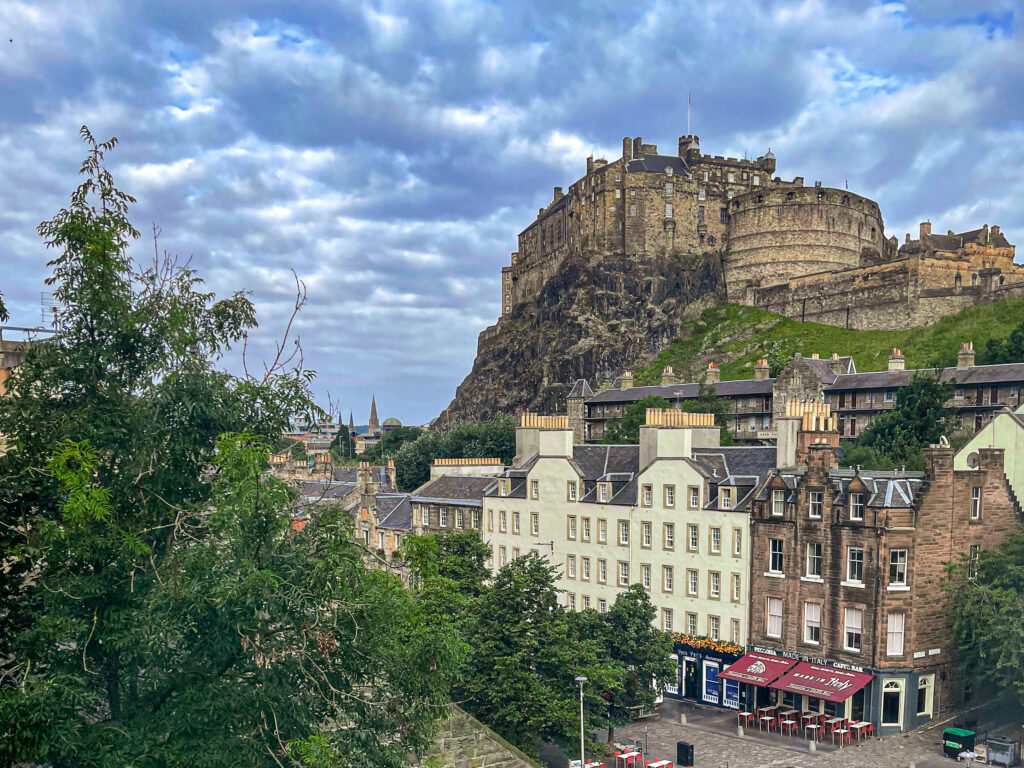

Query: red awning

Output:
[718, 652, 798, 687]
[768, 662, 873, 703]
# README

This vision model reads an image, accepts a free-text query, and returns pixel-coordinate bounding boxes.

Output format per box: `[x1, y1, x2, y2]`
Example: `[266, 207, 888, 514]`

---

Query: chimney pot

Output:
[888, 348, 905, 372]
[957, 341, 975, 368]
[754, 358, 770, 380]
[620, 371, 634, 389]
[705, 362, 720, 384]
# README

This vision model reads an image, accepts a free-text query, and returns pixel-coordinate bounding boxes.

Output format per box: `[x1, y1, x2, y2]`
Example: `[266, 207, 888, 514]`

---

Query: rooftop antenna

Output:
[41, 292, 57, 328]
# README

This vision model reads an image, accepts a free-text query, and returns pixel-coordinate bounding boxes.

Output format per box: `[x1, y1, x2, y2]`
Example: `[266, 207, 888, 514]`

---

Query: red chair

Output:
[780, 719, 799, 737]
[737, 711, 754, 728]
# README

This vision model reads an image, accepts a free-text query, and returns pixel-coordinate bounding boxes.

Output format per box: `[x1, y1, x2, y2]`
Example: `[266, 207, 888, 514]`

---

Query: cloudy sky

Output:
[2, 0, 1021, 425]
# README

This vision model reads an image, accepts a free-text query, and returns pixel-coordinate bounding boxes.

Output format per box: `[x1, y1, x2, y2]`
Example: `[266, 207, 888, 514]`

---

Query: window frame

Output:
[847, 546, 864, 583]
[803, 601, 822, 645]
[771, 489, 785, 517]
[806, 542, 823, 578]
[809, 491, 823, 519]
[844, 606, 863, 652]
[886, 612, 905, 656]
[889, 548, 908, 585]
[769, 538, 784, 574]
[849, 492, 865, 521]
[767, 597, 783, 638]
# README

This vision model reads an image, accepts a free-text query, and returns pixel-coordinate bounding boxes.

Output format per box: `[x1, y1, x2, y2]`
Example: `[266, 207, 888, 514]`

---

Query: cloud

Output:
[1, 0, 1021, 423]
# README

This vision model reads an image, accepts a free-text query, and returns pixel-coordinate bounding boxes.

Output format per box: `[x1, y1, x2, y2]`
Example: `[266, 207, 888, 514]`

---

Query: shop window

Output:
[917, 675, 934, 717]
[881, 679, 904, 726]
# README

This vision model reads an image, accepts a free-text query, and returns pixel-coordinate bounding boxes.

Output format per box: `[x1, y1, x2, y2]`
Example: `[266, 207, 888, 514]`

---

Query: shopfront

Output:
[669, 640, 742, 710]
[718, 651, 798, 710]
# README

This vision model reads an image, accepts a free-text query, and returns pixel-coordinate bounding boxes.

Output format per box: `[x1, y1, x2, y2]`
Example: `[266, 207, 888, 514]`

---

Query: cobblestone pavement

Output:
[612, 700, 958, 768]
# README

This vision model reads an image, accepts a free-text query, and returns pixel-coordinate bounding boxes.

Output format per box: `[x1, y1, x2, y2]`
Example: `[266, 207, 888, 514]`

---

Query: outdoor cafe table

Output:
[757, 705, 776, 716]
[832, 728, 850, 747]
[781, 709, 800, 719]
[825, 717, 845, 733]
[801, 713, 821, 729]
[759, 715, 776, 732]
[805, 724, 822, 741]
[850, 722, 872, 742]
[780, 719, 798, 736]
[647, 761, 672, 768]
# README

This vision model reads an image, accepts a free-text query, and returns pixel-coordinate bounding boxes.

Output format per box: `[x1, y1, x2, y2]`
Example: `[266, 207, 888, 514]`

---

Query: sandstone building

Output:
[496, 133, 1024, 333]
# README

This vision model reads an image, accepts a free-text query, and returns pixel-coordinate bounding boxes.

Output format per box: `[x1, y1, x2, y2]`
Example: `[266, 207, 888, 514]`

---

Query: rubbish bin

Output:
[675, 740, 694, 766]
[943, 728, 976, 760]
[988, 737, 1021, 767]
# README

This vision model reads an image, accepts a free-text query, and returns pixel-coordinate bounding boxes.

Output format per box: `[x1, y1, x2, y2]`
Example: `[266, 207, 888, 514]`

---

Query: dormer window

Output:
[598, 483, 609, 503]
[666, 166, 673, 176]
[499, 479, 510, 497]
[771, 490, 785, 517]
[849, 492, 865, 521]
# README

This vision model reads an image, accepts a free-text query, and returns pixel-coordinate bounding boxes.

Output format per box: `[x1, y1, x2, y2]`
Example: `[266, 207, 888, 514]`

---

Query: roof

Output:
[332, 465, 394, 490]
[587, 379, 771, 405]
[376, 494, 413, 530]
[625, 154, 690, 176]
[826, 362, 1024, 391]
[691, 446, 778, 485]
[299, 481, 356, 500]
[571, 444, 641, 479]
[412, 475, 497, 505]
[383, 417, 402, 426]
[568, 378, 595, 399]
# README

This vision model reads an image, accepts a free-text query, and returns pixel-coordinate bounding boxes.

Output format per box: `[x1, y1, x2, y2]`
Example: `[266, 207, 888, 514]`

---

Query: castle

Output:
[499, 134, 1024, 330]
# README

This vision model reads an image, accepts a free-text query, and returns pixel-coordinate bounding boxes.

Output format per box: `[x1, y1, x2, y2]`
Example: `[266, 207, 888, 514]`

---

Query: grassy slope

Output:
[633, 298, 1024, 386]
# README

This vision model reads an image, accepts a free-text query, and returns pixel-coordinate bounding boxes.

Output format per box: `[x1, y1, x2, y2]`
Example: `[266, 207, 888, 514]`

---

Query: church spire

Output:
[368, 395, 380, 435]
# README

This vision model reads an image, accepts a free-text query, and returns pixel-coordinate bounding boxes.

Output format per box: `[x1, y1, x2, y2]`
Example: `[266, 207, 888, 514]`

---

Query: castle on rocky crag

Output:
[498, 133, 1024, 330]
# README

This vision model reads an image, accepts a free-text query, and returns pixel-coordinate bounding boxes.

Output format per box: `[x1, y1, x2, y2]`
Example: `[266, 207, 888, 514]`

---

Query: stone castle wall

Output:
[412, 705, 542, 768]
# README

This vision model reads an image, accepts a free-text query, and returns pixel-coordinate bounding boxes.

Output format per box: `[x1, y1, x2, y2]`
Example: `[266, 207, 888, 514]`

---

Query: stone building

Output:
[484, 412, 776, 710]
[743, 401, 1022, 733]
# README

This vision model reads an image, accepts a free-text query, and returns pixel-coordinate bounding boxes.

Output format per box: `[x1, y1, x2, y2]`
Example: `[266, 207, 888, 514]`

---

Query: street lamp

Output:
[575, 675, 588, 767]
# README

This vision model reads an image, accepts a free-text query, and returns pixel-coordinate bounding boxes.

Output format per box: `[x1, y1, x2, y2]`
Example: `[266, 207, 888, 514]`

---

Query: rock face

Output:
[444, 248, 724, 423]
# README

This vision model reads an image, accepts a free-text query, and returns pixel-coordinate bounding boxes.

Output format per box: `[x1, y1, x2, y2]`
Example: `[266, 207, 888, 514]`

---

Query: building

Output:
[493, 131, 1024, 335]
[954, 403, 1024, 500]
[742, 400, 1022, 732]
[577, 343, 1024, 443]
[484, 412, 776, 710]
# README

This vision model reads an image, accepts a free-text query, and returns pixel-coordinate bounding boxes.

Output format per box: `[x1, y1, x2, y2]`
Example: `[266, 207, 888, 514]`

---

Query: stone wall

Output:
[412, 705, 542, 768]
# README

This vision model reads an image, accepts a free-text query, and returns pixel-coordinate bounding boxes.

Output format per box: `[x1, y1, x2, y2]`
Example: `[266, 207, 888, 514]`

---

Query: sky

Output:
[1, 0, 1022, 425]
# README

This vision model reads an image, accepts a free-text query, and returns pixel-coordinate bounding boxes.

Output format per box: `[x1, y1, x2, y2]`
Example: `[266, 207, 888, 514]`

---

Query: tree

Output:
[393, 415, 515, 491]
[681, 383, 735, 446]
[945, 529, 1024, 705]
[328, 423, 355, 462]
[379, 425, 423, 456]
[601, 396, 670, 444]
[842, 371, 955, 470]
[0, 128, 456, 768]
[979, 321, 1024, 365]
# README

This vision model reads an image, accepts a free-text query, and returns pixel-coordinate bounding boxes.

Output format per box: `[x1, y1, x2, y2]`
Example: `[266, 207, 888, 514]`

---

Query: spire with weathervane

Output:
[368, 395, 380, 436]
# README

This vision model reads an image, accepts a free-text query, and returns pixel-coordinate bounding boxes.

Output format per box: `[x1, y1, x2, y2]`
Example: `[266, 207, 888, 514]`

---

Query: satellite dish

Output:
[967, 452, 980, 469]
[834, 446, 846, 459]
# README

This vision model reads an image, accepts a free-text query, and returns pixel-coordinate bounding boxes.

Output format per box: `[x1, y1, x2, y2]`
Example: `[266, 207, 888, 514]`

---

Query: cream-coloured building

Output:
[954, 403, 1024, 500]
[484, 412, 775, 656]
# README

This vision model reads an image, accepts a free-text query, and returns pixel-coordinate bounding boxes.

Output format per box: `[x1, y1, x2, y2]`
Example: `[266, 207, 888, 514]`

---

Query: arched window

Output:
[971, 273, 978, 286]
[842, 194, 850, 204]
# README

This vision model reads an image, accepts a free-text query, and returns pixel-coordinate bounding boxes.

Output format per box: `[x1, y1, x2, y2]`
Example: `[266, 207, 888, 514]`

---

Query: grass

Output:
[633, 298, 1024, 385]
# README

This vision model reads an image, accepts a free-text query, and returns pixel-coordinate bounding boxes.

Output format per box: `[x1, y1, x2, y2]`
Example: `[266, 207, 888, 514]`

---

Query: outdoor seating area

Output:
[736, 704, 873, 748]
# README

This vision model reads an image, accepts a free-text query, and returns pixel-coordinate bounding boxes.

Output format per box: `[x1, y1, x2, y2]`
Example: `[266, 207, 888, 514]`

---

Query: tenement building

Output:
[576, 343, 1024, 443]
[492, 131, 1024, 334]
[484, 412, 776, 710]
[739, 401, 1022, 733]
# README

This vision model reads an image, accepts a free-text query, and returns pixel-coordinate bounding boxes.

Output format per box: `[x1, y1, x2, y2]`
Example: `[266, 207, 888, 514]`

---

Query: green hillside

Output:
[633, 298, 1024, 386]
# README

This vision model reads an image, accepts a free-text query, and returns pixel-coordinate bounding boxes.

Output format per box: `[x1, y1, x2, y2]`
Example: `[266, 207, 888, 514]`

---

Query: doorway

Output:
[683, 658, 700, 700]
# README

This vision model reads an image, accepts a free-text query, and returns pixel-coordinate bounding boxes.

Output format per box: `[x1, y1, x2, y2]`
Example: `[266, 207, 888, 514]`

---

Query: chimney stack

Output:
[622, 137, 633, 162]
[888, 348, 905, 372]
[705, 362, 720, 385]
[660, 366, 679, 386]
[586, 156, 594, 175]
[633, 136, 643, 159]
[992, 225, 1001, 237]
[753, 358, 770, 380]
[620, 371, 634, 389]
[554, 186, 563, 201]
[957, 342, 975, 368]
[920, 220, 931, 239]
[829, 353, 844, 375]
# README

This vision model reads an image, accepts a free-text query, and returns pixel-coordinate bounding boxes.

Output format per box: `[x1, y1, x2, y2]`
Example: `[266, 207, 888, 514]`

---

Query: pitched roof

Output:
[299, 481, 356, 500]
[568, 378, 595, 399]
[692, 446, 778, 485]
[625, 155, 690, 176]
[376, 494, 413, 530]
[587, 379, 772, 405]
[412, 475, 496, 505]
[571, 444, 641, 478]
[826, 362, 1024, 391]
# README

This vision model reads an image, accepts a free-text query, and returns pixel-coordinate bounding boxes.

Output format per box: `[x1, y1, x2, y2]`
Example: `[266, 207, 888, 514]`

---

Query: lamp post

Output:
[575, 675, 588, 767]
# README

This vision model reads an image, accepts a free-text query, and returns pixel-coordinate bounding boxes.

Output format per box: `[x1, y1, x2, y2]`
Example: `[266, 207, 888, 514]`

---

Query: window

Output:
[969, 544, 980, 579]
[499, 546, 507, 567]
[641, 564, 651, 589]
[582, 595, 590, 610]
[615, 172, 621, 181]
[709, 571, 721, 599]
[767, 597, 783, 637]
[598, 519, 607, 543]
[394, 533, 401, 548]
[568, 593, 576, 610]
[377, 531, 385, 549]
[804, 602, 822, 644]
[567, 555, 577, 579]
[530, 480, 539, 500]
[598, 599, 607, 613]
[688, 524, 699, 551]
[881, 679, 904, 726]
[663, 609, 673, 632]
[472, 509, 481, 529]
[889, 549, 907, 585]
[618, 520, 629, 545]
[844, 607, 863, 651]
[421, 507, 430, 526]
[687, 612, 698, 635]
[733, 528, 742, 556]
[664, 485, 675, 507]
[598, 559, 607, 583]
[727, 189, 734, 200]
[955, 388, 965, 400]
[884, 390, 894, 402]
[614, 188, 621, 199]
[439, 507, 448, 527]
[809, 491, 823, 519]
[629, 204, 637, 217]
[513, 511, 520, 534]
[665, 203, 673, 218]
[568, 481, 577, 501]
[971, 487, 981, 520]
[581, 517, 591, 541]
[452, 509, 463, 528]
[709, 615, 720, 640]
[806, 542, 823, 578]
[710, 527, 721, 554]
[917, 675, 934, 717]
[847, 546, 864, 583]
[698, 187, 706, 201]
[665, 182, 674, 197]
[689, 486, 700, 509]
[610, 205, 615, 214]
[499, 510, 507, 533]
[618, 562, 629, 586]
[567, 516, 577, 540]
[642, 484, 652, 506]
[772, 490, 785, 516]
[598, 484, 609, 503]
[887, 613, 905, 656]
[731, 619, 741, 643]
[720, 207, 729, 225]
[663, 565, 674, 592]
[580, 557, 590, 581]
[850, 492, 865, 520]
[488, 509, 494, 531]
[727, 171, 735, 182]
[702, 170, 709, 181]
[732, 573, 741, 602]
[664, 523, 675, 549]
[769, 539, 784, 573]
[531, 512, 539, 536]
[687, 569, 699, 596]
[642, 521, 652, 548]
[720, 488, 732, 510]
[752, 175, 760, 187]
[499, 479, 509, 496]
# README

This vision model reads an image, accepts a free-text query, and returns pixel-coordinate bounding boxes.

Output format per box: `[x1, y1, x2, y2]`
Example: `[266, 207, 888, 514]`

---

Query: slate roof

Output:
[572, 444, 641, 478]
[332, 465, 394, 490]
[959, 226, 1012, 248]
[412, 475, 496, 506]
[299, 480, 356, 500]
[625, 155, 690, 176]
[376, 494, 413, 530]
[826, 362, 1024, 391]
[692, 446, 778, 485]
[830, 469, 924, 508]
[587, 379, 772, 406]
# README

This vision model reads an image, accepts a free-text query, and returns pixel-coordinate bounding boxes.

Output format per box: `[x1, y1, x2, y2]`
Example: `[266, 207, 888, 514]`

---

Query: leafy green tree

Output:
[979, 320, 1024, 364]
[328, 424, 355, 462]
[945, 529, 1024, 705]
[681, 383, 735, 446]
[0, 289, 7, 322]
[393, 415, 515, 491]
[379, 424, 423, 455]
[0, 128, 456, 768]
[842, 371, 955, 470]
[601, 396, 671, 443]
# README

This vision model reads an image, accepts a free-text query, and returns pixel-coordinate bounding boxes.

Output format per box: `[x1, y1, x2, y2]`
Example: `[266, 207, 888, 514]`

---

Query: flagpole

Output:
[687, 92, 691, 135]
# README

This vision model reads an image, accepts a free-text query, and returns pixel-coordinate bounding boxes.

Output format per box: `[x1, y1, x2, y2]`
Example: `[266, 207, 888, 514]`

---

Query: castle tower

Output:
[368, 396, 381, 436]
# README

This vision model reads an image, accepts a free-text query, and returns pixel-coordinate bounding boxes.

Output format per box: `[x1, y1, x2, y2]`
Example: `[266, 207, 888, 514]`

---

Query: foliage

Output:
[841, 370, 955, 470]
[0, 289, 7, 322]
[393, 415, 515, 491]
[601, 396, 670, 444]
[0, 128, 455, 768]
[978, 319, 1024, 364]
[361, 425, 423, 461]
[945, 529, 1024, 705]
[680, 384, 735, 446]
[328, 423, 356, 462]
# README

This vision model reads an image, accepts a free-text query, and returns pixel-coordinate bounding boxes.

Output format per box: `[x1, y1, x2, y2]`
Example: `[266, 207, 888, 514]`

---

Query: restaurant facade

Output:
[666, 639, 743, 711]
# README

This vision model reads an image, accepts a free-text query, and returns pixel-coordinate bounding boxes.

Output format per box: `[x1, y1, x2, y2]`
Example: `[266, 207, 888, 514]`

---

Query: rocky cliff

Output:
[443, 249, 724, 423]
